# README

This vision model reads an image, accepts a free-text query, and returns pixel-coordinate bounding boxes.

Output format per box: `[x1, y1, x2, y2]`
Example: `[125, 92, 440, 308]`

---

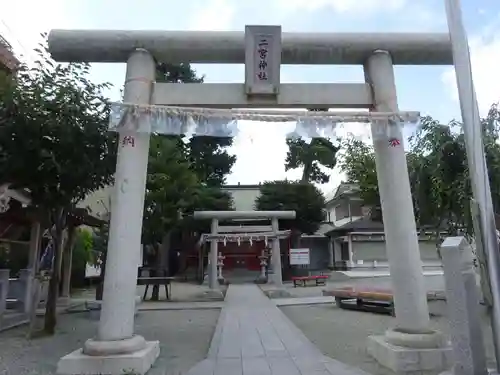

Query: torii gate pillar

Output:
[365, 50, 452, 372]
[57, 49, 160, 375]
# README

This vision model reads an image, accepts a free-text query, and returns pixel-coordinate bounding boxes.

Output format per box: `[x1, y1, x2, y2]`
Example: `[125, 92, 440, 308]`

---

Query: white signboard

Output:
[290, 248, 310, 265]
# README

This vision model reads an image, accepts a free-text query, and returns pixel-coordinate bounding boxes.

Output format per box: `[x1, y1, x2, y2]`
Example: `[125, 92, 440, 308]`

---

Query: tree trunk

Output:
[161, 232, 171, 275]
[43, 209, 66, 335]
[197, 240, 204, 283]
[151, 243, 161, 301]
[152, 232, 171, 300]
[95, 250, 107, 300]
[434, 227, 442, 260]
[60, 224, 76, 297]
[27, 220, 45, 338]
[290, 229, 302, 249]
[301, 161, 312, 183]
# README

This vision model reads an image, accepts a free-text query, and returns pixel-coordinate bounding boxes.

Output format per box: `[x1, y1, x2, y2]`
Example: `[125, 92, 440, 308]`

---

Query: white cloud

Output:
[277, 0, 405, 14]
[226, 113, 376, 194]
[187, 0, 236, 31]
[442, 23, 500, 116]
[0, 0, 70, 65]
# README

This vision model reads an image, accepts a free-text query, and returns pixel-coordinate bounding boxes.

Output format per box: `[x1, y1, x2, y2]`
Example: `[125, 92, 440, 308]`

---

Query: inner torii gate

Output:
[194, 210, 296, 290]
[48, 17, 473, 375]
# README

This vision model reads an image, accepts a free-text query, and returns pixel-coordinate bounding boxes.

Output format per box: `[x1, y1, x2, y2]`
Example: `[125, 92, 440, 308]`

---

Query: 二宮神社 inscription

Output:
[245, 25, 282, 95]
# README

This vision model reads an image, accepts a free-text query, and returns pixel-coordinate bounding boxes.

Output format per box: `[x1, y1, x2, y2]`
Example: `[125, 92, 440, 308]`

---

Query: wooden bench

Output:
[291, 275, 329, 287]
[324, 287, 444, 315]
[137, 277, 174, 301]
[325, 287, 395, 315]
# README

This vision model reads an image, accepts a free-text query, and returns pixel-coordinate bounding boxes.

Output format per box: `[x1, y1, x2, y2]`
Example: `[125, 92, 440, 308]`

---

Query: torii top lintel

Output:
[47, 29, 453, 65]
[193, 211, 296, 220]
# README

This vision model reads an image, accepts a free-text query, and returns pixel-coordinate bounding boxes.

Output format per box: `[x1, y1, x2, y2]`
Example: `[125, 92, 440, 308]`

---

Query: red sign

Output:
[122, 135, 135, 147]
[389, 138, 400, 147]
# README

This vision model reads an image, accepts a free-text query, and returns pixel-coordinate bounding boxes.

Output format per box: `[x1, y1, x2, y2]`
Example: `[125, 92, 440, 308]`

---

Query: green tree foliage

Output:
[285, 109, 340, 184]
[71, 228, 94, 288]
[339, 139, 380, 209]
[482, 104, 500, 214]
[142, 134, 233, 297]
[156, 62, 204, 84]
[143, 135, 234, 242]
[155, 62, 236, 186]
[92, 217, 110, 300]
[143, 136, 199, 245]
[339, 104, 500, 237]
[407, 117, 469, 233]
[255, 180, 326, 238]
[188, 136, 236, 186]
[141, 61, 235, 292]
[0, 43, 117, 333]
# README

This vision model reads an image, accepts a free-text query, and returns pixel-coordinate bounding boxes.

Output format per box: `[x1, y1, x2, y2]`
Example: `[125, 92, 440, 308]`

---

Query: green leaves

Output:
[339, 104, 500, 236]
[143, 136, 196, 243]
[141, 61, 235, 245]
[154, 61, 236, 186]
[339, 139, 379, 209]
[285, 137, 340, 184]
[142, 135, 234, 244]
[188, 135, 236, 186]
[284, 108, 340, 184]
[0, 42, 117, 210]
[0, 38, 118, 334]
[255, 180, 326, 235]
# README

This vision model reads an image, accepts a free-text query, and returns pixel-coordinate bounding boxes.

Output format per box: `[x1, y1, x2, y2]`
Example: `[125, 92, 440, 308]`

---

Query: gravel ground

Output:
[0, 309, 220, 375]
[281, 300, 497, 375]
[73, 282, 227, 302]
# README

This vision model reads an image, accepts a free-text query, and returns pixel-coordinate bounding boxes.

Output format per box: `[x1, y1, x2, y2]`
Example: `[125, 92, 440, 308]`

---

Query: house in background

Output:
[324, 182, 442, 270]
[0, 35, 19, 74]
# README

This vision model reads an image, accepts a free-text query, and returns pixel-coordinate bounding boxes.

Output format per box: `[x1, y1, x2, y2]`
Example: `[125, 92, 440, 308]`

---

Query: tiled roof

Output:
[326, 216, 384, 235]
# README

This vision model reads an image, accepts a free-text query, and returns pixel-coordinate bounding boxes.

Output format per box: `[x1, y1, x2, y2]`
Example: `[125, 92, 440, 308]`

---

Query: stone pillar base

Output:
[86, 296, 141, 320]
[367, 333, 453, 374]
[264, 288, 292, 299]
[255, 274, 268, 284]
[57, 340, 160, 375]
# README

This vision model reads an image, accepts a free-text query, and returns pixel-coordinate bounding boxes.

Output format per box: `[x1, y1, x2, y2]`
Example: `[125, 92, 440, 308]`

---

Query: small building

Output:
[216, 184, 334, 276]
[324, 182, 442, 270]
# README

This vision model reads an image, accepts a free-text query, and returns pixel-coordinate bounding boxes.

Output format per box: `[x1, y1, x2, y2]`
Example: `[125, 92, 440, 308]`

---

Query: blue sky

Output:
[2, 0, 500, 195]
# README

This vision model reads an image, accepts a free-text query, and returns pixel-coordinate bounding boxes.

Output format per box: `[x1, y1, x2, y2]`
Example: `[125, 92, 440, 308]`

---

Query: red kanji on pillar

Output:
[122, 135, 135, 147]
[389, 138, 400, 147]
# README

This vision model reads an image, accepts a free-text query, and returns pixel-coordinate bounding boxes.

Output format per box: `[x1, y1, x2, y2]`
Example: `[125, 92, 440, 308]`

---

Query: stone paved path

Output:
[183, 284, 371, 375]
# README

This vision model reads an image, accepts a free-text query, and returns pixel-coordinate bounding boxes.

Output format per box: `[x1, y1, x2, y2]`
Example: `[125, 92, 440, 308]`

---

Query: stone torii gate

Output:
[49, 27, 455, 375]
[194, 210, 296, 290]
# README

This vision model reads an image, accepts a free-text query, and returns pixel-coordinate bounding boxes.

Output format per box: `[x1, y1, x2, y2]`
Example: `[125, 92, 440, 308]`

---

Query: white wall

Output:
[82, 185, 263, 216]
[351, 240, 441, 266]
[78, 185, 113, 220]
[222, 186, 260, 211]
[325, 201, 362, 227]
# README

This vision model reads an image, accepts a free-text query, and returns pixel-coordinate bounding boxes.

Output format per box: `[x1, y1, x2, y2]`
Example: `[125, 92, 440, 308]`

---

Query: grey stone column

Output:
[364, 50, 430, 332]
[327, 239, 334, 268]
[365, 50, 451, 374]
[271, 218, 283, 287]
[209, 219, 219, 289]
[441, 236, 487, 375]
[0, 269, 9, 318]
